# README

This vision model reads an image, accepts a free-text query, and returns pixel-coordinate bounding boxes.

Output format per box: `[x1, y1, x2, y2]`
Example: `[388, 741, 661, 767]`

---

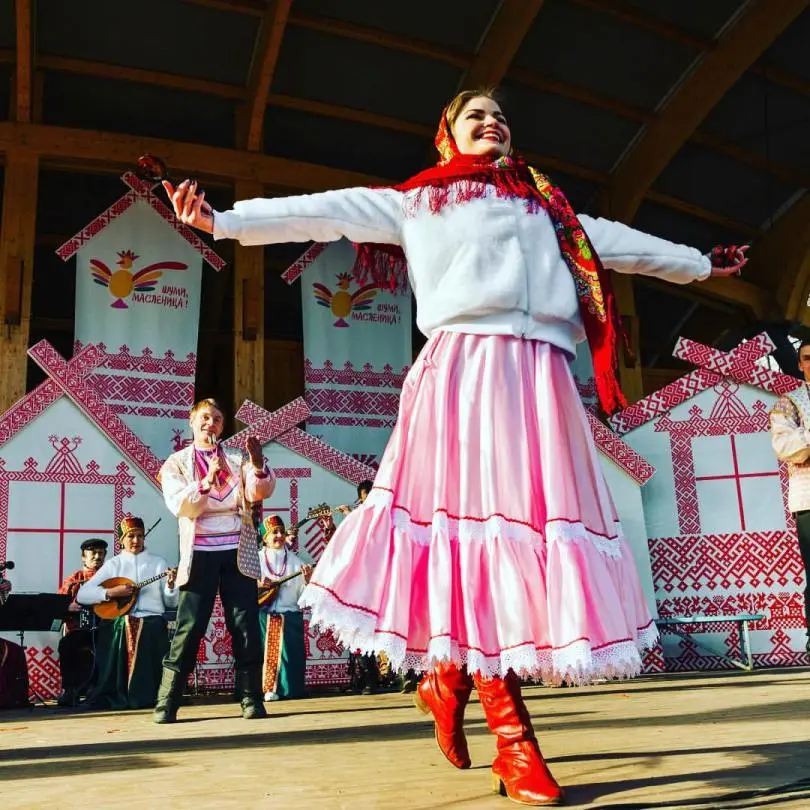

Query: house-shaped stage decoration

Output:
[610, 332, 806, 670]
[190, 397, 376, 691]
[0, 340, 179, 700]
[56, 171, 224, 458]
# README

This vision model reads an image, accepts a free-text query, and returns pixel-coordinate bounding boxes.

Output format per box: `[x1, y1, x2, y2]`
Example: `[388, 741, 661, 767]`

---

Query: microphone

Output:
[206, 433, 224, 486]
[0, 561, 14, 571]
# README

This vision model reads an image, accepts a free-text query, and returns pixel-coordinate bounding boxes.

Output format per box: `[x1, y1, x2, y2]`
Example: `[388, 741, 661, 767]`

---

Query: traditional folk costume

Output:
[77, 538, 177, 709]
[155, 443, 274, 721]
[56, 539, 109, 705]
[57, 566, 99, 702]
[212, 109, 717, 804]
[770, 383, 810, 652]
[258, 516, 308, 700]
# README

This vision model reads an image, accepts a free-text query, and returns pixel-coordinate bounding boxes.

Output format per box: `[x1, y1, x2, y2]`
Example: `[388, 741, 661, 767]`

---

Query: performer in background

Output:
[77, 518, 177, 709]
[258, 515, 313, 701]
[165, 88, 746, 806]
[155, 398, 275, 723]
[0, 569, 30, 710]
[770, 338, 810, 655]
[56, 538, 108, 707]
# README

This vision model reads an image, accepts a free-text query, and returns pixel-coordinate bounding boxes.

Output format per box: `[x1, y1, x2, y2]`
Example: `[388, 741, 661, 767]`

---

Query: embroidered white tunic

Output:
[770, 384, 810, 513]
[77, 550, 178, 618]
[259, 547, 306, 613]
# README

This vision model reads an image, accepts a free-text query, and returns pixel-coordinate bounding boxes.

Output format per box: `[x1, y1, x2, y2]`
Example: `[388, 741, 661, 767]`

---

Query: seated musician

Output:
[258, 515, 312, 702]
[56, 538, 108, 707]
[77, 517, 178, 709]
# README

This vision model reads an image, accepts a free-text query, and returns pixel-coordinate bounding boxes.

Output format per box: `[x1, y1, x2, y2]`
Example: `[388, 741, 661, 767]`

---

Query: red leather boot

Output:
[413, 661, 473, 769]
[473, 671, 564, 806]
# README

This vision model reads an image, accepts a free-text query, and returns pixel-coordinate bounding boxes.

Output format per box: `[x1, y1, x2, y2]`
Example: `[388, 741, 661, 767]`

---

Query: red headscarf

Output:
[354, 107, 628, 417]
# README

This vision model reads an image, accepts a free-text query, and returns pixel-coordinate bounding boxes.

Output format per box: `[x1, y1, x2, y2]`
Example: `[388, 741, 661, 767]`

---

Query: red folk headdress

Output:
[353, 106, 628, 417]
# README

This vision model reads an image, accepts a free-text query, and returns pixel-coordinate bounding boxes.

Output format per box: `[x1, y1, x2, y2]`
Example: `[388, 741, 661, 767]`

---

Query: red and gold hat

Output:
[119, 516, 145, 535]
[262, 514, 285, 532]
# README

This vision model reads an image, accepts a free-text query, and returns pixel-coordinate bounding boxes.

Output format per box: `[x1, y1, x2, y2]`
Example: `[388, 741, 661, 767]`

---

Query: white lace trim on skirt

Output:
[302, 587, 659, 686]
[367, 488, 624, 559]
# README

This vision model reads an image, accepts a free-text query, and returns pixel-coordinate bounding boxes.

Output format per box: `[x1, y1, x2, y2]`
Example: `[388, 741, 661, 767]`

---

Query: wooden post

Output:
[611, 272, 644, 405]
[0, 147, 38, 411]
[232, 179, 265, 413]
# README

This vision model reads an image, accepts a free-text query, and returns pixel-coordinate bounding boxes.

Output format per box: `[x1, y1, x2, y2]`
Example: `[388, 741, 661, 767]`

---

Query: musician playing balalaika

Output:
[258, 515, 313, 702]
[77, 517, 177, 709]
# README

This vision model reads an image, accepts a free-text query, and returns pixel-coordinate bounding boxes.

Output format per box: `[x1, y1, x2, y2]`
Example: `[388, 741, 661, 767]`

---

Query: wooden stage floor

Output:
[2, 668, 810, 809]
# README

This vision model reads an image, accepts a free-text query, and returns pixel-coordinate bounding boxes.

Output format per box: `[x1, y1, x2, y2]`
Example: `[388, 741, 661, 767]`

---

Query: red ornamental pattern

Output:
[87, 374, 194, 407]
[0, 379, 62, 446]
[585, 412, 654, 485]
[231, 399, 376, 485]
[25, 646, 61, 701]
[28, 341, 163, 486]
[651, 532, 804, 595]
[308, 415, 398, 430]
[56, 172, 225, 271]
[610, 332, 799, 435]
[304, 359, 409, 389]
[306, 388, 401, 417]
[281, 242, 328, 284]
[109, 404, 190, 420]
[74, 342, 198, 378]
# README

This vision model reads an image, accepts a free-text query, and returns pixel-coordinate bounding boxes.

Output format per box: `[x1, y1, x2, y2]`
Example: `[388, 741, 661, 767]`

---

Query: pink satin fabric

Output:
[301, 332, 657, 684]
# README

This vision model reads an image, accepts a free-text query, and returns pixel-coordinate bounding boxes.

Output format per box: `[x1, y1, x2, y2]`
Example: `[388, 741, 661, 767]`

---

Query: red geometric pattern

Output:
[56, 172, 225, 271]
[87, 374, 194, 406]
[640, 641, 666, 674]
[585, 412, 654, 484]
[281, 242, 328, 284]
[231, 399, 375, 485]
[108, 404, 190, 419]
[25, 646, 60, 700]
[74, 342, 198, 377]
[27, 341, 163, 486]
[650, 531, 804, 594]
[227, 397, 311, 446]
[0, 378, 63, 446]
[304, 359, 409, 389]
[308, 414, 397, 430]
[610, 332, 800, 435]
[306, 388, 401, 417]
[669, 431, 699, 535]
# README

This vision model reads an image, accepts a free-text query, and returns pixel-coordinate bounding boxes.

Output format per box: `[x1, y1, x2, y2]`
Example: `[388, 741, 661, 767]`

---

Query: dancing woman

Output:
[166, 89, 746, 806]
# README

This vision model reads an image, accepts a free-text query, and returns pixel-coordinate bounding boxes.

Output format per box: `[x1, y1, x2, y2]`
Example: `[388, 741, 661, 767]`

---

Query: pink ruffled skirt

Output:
[300, 332, 657, 684]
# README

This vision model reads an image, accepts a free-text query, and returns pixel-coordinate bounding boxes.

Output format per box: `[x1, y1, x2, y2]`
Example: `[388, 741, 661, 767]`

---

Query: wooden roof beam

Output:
[745, 193, 810, 317]
[243, 0, 292, 151]
[0, 121, 388, 191]
[599, 0, 808, 224]
[13, 0, 32, 123]
[463, 0, 546, 88]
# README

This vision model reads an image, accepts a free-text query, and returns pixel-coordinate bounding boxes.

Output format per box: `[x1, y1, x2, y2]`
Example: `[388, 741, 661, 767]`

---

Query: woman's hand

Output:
[708, 244, 749, 277]
[301, 564, 314, 584]
[163, 180, 214, 233]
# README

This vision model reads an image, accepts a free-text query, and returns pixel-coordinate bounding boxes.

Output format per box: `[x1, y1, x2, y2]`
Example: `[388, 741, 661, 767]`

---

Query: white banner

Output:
[300, 240, 412, 465]
[73, 199, 204, 458]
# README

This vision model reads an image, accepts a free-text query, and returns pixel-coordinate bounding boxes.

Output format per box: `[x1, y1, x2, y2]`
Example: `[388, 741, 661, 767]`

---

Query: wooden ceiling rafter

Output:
[599, 0, 808, 224]
[462, 0, 547, 88]
[14, 0, 33, 123]
[746, 193, 810, 314]
[243, 0, 293, 151]
[3, 47, 805, 193]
